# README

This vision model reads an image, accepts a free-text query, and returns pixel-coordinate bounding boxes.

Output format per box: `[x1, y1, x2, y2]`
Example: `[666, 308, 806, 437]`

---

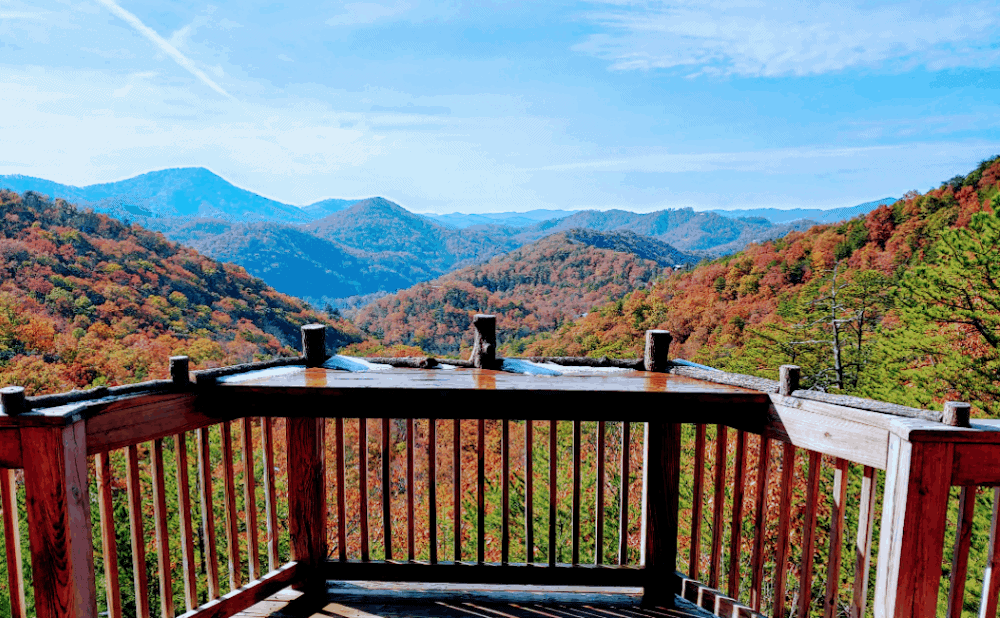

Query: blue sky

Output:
[1, 1, 999, 213]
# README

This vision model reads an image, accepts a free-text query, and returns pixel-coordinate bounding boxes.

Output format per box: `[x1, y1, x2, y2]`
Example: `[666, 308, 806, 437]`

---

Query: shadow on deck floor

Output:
[237, 582, 715, 618]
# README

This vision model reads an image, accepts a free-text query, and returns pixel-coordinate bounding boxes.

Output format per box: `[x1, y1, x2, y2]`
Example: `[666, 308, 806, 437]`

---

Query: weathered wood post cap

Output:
[779, 365, 800, 396]
[643, 330, 672, 372]
[471, 314, 497, 369]
[169, 355, 190, 386]
[943, 401, 972, 428]
[473, 314, 496, 328]
[0, 386, 26, 416]
[301, 323, 328, 368]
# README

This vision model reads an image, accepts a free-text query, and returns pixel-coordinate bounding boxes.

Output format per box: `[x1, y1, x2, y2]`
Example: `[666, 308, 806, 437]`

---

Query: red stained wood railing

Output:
[6, 339, 999, 618]
[1, 467, 27, 618]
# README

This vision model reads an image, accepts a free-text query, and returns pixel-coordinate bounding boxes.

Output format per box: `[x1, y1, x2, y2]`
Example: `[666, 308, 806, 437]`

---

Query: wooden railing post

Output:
[0, 386, 26, 416]
[287, 416, 326, 589]
[640, 419, 682, 606]
[20, 419, 98, 618]
[169, 356, 190, 387]
[289, 326, 328, 589]
[470, 314, 496, 369]
[644, 330, 672, 372]
[302, 324, 327, 368]
[873, 433, 954, 618]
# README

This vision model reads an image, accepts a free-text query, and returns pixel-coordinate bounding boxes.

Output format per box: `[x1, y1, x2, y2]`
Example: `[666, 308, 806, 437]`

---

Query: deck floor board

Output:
[233, 585, 715, 618]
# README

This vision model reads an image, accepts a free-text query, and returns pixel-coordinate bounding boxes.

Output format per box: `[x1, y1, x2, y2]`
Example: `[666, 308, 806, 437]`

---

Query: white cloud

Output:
[529, 144, 906, 173]
[94, 0, 235, 100]
[575, 1, 1000, 76]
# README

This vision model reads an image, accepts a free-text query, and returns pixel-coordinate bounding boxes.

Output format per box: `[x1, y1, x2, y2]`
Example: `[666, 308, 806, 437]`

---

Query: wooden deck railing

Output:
[1, 319, 999, 618]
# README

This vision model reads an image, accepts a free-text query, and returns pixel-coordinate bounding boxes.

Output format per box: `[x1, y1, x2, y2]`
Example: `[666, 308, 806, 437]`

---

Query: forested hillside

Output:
[0, 190, 363, 395]
[517, 157, 1000, 417]
[305, 197, 521, 272]
[353, 231, 689, 355]
[147, 217, 432, 302]
[515, 207, 815, 254]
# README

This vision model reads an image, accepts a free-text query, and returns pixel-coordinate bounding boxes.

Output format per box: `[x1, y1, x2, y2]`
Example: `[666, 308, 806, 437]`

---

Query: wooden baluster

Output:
[286, 416, 326, 591]
[1, 468, 26, 618]
[874, 437, 953, 618]
[429, 418, 438, 565]
[946, 486, 976, 618]
[549, 419, 558, 567]
[21, 422, 98, 618]
[96, 453, 122, 618]
[797, 451, 822, 618]
[125, 445, 151, 618]
[640, 421, 682, 606]
[335, 417, 347, 563]
[526, 420, 534, 564]
[174, 433, 197, 611]
[151, 439, 174, 618]
[750, 435, 772, 612]
[360, 418, 370, 562]
[502, 419, 510, 565]
[690, 424, 706, 580]
[727, 430, 747, 600]
[850, 465, 877, 618]
[197, 427, 221, 600]
[595, 420, 606, 566]
[619, 420, 631, 566]
[773, 442, 795, 618]
[241, 419, 261, 582]
[454, 418, 462, 563]
[478, 418, 486, 564]
[709, 425, 727, 589]
[572, 419, 581, 565]
[261, 418, 280, 572]
[981, 487, 1000, 617]
[221, 421, 242, 591]
[382, 417, 392, 561]
[407, 418, 416, 562]
[824, 459, 849, 618]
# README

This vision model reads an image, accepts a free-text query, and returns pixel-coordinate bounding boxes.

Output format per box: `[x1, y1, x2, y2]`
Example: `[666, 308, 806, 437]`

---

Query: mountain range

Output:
[0, 167, 896, 308]
[352, 230, 698, 355]
[0, 168, 362, 223]
[708, 198, 897, 224]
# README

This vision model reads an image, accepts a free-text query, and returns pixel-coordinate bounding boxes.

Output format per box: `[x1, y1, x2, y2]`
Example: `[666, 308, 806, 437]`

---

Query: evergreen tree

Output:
[882, 210, 1000, 414]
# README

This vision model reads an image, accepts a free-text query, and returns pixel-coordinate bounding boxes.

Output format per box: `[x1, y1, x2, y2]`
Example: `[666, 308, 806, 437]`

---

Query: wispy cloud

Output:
[575, 1, 1000, 77]
[94, 0, 235, 100]
[530, 144, 927, 173]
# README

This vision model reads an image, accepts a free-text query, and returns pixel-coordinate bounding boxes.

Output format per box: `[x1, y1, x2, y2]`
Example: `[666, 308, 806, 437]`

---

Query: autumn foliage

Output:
[517, 157, 1000, 411]
[353, 232, 676, 356]
[0, 190, 363, 395]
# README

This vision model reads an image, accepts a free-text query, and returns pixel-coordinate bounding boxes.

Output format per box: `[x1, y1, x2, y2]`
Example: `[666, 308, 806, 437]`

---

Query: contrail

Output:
[94, 0, 235, 101]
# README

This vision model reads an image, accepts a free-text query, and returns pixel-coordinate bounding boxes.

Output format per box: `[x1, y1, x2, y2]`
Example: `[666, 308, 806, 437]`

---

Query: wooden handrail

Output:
[5, 326, 1000, 618]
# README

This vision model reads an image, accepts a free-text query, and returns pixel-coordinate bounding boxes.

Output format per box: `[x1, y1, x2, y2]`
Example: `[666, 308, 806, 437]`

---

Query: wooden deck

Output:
[4, 321, 1000, 618]
[236, 583, 715, 618]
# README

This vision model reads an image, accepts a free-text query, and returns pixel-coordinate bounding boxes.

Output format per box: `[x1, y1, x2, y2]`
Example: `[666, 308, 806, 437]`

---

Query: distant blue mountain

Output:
[422, 209, 578, 228]
[710, 198, 897, 224]
[301, 198, 363, 219]
[0, 168, 362, 223]
[1, 168, 893, 229]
